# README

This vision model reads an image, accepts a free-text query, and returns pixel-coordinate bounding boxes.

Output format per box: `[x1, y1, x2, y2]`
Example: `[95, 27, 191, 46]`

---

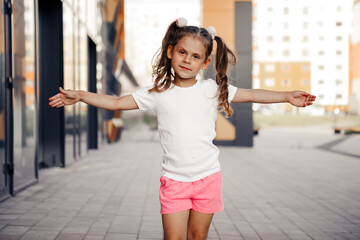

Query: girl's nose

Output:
[184, 56, 190, 64]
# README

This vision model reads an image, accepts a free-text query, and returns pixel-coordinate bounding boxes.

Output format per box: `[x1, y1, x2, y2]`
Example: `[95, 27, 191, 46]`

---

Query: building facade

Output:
[253, 0, 353, 113]
[349, 0, 360, 115]
[0, 0, 135, 200]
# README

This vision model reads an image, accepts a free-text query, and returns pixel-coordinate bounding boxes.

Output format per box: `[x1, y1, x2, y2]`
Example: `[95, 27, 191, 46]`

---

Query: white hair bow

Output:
[176, 18, 187, 27]
[206, 26, 217, 40]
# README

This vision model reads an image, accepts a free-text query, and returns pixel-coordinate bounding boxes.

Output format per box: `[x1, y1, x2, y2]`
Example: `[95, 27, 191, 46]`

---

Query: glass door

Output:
[12, 0, 37, 192]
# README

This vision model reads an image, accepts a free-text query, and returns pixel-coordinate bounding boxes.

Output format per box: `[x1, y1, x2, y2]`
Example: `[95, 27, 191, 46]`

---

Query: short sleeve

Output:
[132, 86, 157, 115]
[228, 83, 237, 103]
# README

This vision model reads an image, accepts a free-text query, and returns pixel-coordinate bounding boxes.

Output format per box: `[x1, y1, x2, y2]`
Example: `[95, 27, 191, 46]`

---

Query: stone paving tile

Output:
[104, 233, 137, 240]
[19, 229, 60, 240]
[84, 236, 104, 240]
[55, 233, 84, 240]
[61, 226, 90, 234]
[0, 235, 22, 240]
[0, 128, 359, 239]
[0, 225, 30, 237]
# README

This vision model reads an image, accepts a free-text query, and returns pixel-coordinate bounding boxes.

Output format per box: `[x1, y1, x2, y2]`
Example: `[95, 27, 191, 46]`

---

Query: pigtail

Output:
[149, 21, 178, 93]
[214, 36, 237, 118]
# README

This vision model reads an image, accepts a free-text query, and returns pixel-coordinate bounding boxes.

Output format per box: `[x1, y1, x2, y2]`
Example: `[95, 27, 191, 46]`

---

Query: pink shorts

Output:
[159, 171, 224, 214]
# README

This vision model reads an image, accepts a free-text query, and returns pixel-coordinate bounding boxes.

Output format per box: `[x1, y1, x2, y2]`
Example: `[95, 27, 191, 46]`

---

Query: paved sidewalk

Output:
[0, 127, 359, 240]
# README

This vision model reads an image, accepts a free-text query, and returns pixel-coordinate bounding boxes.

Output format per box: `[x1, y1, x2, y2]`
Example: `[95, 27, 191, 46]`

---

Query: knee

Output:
[187, 229, 208, 240]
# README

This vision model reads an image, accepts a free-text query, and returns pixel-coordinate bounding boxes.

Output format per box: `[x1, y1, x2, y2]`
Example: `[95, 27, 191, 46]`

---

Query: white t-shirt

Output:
[131, 78, 237, 182]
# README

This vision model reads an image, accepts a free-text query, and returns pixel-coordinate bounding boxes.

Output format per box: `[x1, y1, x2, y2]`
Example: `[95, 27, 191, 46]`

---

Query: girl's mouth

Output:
[180, 66, 191, 71]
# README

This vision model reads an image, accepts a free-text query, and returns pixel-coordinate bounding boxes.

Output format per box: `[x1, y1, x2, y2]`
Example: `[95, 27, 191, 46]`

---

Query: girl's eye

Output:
[194, 55, 200, 59]
[179, 50, 185, 54]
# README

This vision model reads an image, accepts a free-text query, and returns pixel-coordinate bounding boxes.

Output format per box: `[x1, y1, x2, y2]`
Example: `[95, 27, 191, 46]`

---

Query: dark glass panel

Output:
[13, 0, 36, 190]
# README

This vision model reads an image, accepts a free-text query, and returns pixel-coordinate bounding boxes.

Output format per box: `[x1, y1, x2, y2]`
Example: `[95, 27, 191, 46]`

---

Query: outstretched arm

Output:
[232, 88, 316, 107]
[49, 87, 139, 111]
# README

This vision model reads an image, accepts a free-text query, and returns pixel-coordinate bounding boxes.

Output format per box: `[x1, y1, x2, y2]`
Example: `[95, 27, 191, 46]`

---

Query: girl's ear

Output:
[201, 57, 212, 70]
[167, 45, 173, 59]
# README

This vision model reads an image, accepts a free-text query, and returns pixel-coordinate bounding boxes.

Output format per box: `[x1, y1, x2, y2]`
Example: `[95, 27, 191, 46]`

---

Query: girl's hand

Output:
[49, 87, 80, 108]
[288, 91, 316, 107]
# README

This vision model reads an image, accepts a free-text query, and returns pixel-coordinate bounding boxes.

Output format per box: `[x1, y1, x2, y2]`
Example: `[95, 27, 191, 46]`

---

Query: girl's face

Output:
[167, 36, 211, 82]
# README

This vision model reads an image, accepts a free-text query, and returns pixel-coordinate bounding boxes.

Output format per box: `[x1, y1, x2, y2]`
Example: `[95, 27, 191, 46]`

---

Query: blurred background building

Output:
[0, 0, 137, 200]
[0, 0, 359, 200]
[350, 0, 360, 115]
[253, 0, 354, 115]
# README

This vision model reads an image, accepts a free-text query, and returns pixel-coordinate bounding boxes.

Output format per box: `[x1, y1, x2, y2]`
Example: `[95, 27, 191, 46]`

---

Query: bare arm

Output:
[49, 87, 139, 111]
[232, 88, 316, 107]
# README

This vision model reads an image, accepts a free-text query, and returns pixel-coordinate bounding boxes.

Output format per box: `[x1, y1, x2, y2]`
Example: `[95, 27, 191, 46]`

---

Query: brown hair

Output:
[149, 20, 237, 117]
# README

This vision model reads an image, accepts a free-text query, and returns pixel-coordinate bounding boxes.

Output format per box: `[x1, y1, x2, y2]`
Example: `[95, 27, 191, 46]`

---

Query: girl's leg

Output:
[187, 209, 214, 240]
[162, 209, 190, 240]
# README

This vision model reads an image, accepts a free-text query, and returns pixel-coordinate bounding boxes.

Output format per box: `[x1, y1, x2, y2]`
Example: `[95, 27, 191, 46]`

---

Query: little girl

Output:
[49, 18, 316, 239]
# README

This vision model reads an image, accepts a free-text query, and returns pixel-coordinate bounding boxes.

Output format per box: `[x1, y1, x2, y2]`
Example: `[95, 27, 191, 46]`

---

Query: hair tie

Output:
[206, 26, 217, 40]
[176, 18, 187, 27]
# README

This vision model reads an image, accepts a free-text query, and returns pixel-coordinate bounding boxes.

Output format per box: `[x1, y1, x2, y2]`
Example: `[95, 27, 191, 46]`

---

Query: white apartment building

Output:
[254, 0, 353, 107]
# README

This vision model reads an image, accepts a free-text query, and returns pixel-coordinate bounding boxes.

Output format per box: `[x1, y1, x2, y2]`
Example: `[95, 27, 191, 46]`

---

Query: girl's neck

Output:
[174, 76, 197, 88]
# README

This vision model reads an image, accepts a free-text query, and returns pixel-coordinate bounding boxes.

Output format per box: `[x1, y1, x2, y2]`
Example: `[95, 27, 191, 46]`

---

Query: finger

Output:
[49, 93, 61, 101]
[56, 103, 64, 108]
[298, 91, 309, 97]
[52, 102, 64, 108]
[59, 87, 64, 93]
[306, 95, 315, 101]
[49, 98, 62, 106]
[49, 100, 62, 107]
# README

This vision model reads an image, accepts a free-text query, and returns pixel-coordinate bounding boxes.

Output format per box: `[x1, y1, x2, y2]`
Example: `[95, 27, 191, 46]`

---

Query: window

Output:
[301, 79, 309, 86]
[319, 36, 324, 41]
[282, 79, 291, 86]
[265, 64, 275, 72]
[253, 36, 258, 45]
[265, 78, 275, 87]
[284, 22, 289, 30]
[303, 36, 308, 42]
[336, 94, 342, 99]
[303, 22, 308, 29]
[335, 79, 342, 85]
[253, 50, 258, 59]
[253, 63, 260, 75]
[302, 50, 309, 57]
[26, 64, 34, 72]
[318, 51, 324, 56]
[318, 65, 324, 70]
[253, 78, 260, 89]
[336, 36, 342, 41]
[336, 21, 342, 27]
[283, 36, 290, 42]
[282, 64, 290, 71]
[303, 7, 308, 15]
[318, 80, 324, 85]
[284, 7, 289, 14]
[337, 6, 341, 12]
[336, 65, 342, 70]
[336, 50, 342, 56]
[318, 22, 323, 27]
[268, 22, 272, 28]
[319, 94, 324, 99]
[268, 7, 273, 12]
[267, 50, 273, 57]
[283, 50, 290, 57]
[267, 36, 273, 42]
[302, 64, 309, 71]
